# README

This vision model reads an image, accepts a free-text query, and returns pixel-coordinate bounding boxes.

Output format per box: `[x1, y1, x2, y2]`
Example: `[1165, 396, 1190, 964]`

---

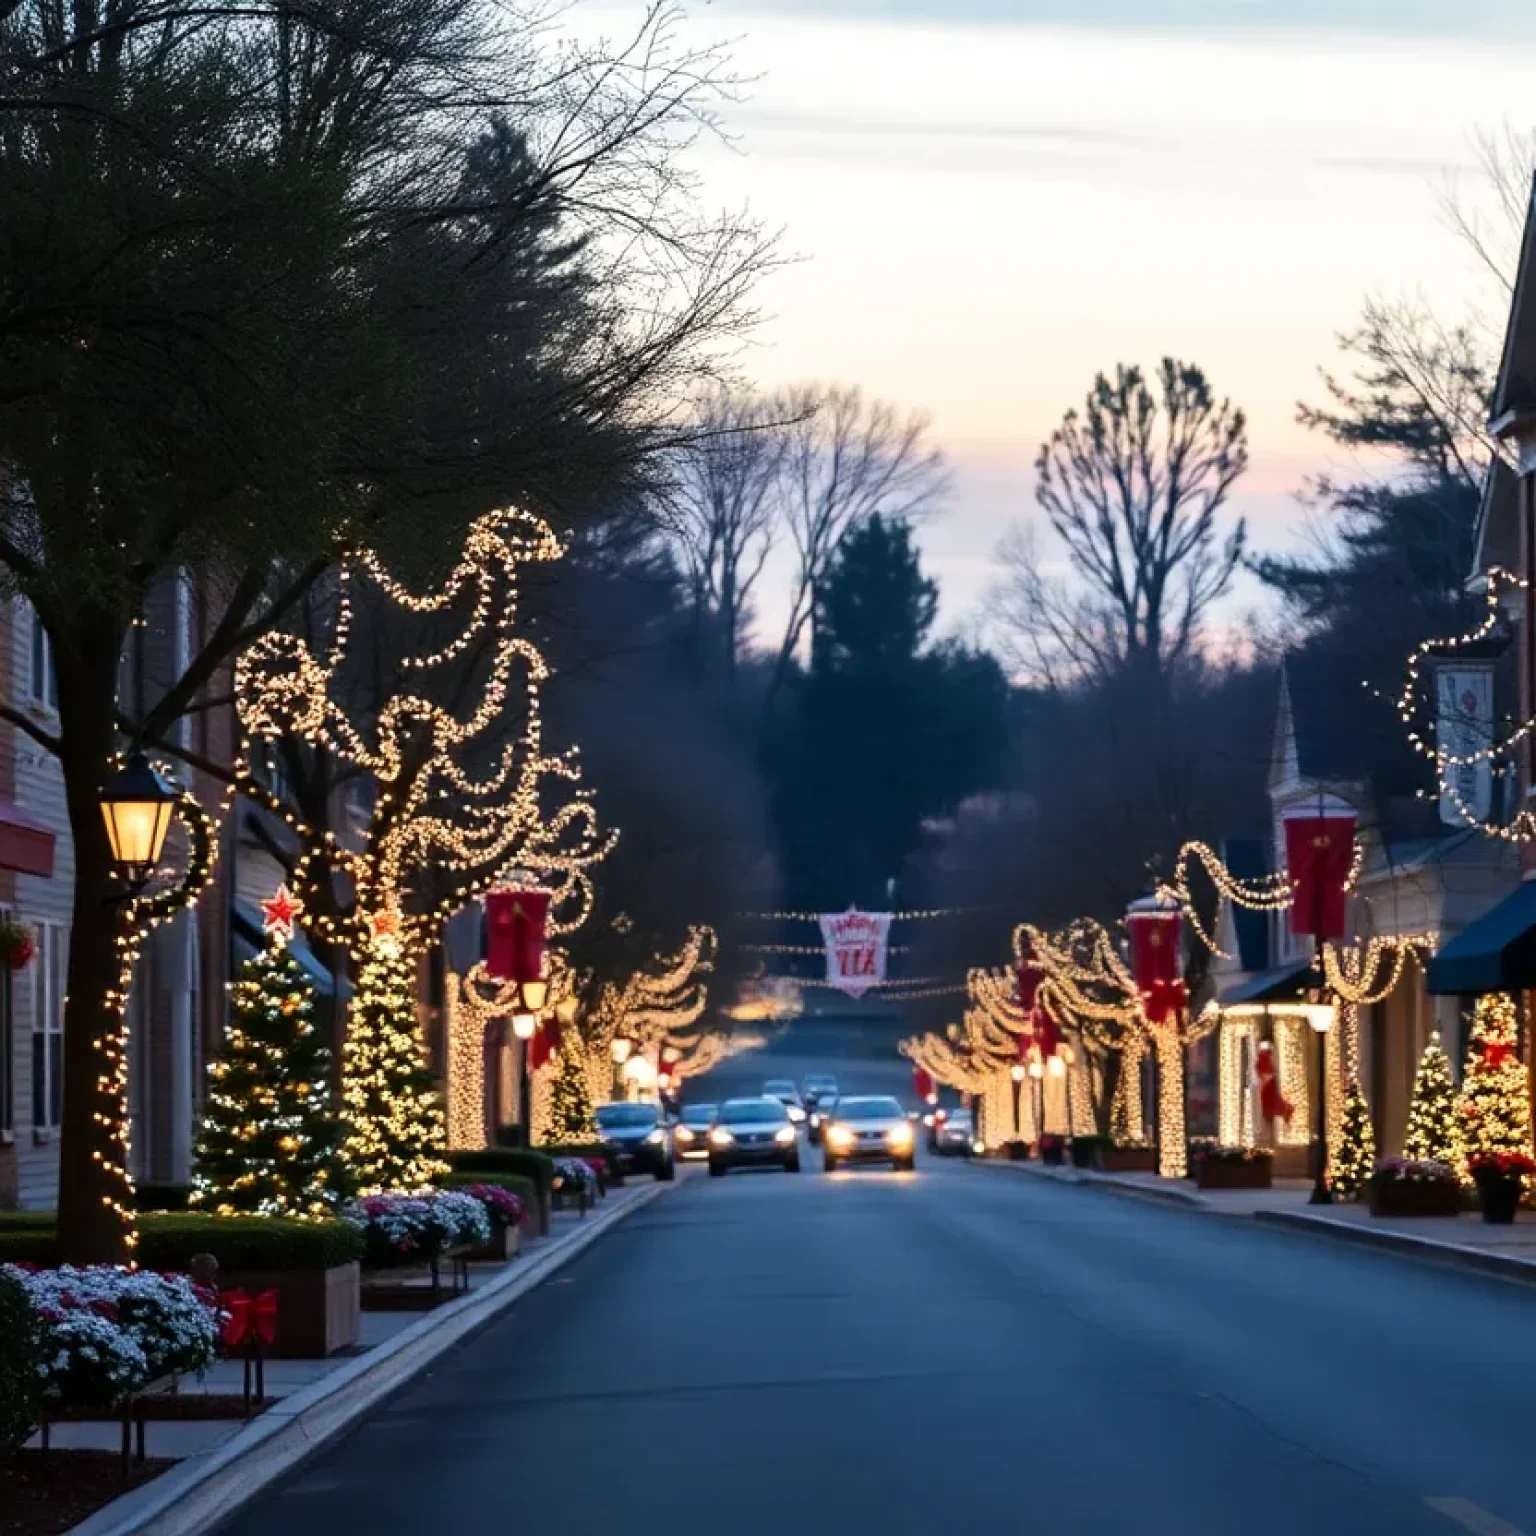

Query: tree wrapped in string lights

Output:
[1403, 1031, 1463, 1171]
[236, 509, 614, 1188]
[1459, 993, 1533, 1169]
[1331, 1077, 1376, 1199]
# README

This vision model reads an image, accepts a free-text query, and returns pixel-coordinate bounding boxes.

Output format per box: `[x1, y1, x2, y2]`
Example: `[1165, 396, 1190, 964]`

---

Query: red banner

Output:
[486, 887, 550, 982]
[911, 1066, 935, 1100]
[529, 1015, 559, 1072]
[1126, 903, 1181, 989]
[1283, 806, 1356, 940]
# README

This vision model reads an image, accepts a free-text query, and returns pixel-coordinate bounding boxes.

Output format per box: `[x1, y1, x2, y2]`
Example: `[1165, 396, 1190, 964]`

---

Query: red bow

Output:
[1485, 1041, 1515, 1069]
[220, 1288, 279, 1348]
[1141, 979, 1188, 1026]
[1255, 1048, 1293, 1123]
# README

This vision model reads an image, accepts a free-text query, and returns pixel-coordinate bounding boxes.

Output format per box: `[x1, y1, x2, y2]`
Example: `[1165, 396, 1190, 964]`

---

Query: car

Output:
[806, 1094, 839, 1146]
[708, 1097, 801, 1176]
[763, 1078, 807, 1125]
[594, 1102, 675, 1181]
[822, 1095, 917, 1172]
[933, 1107, 976, 1157]
[802, 1074, 840, 1107]
[670, 1102, 718, 1160]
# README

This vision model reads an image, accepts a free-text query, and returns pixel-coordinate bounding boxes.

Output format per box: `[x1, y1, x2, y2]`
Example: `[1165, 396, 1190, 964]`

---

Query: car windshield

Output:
[680, 1105, 716, 1125]
[947, 1110, 973, 1128]
[596, 1104, 657, 1129]
[721, 1099, 789, 1124]
[836, 1097, 904, 1121]
[763, 1081, 798, 1097]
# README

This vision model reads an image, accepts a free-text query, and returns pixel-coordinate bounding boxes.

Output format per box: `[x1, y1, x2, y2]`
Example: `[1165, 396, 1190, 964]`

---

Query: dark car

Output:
[823, 1095, 916, 1172]
[933, 1107, 976, 1157]
[671, 1102, 717, 1160]
[763, 1078, 807, 1125]
[708, 1097, 801, 1176]
[806, 1093, 839, 1146]
[595, 1102, 675, 1181]
[802, 1074, 840, 1107]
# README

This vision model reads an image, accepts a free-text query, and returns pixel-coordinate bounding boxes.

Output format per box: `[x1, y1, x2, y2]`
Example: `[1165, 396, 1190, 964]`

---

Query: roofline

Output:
[1489, 407, 1536, 441]
[1491, 173, 1536, 423]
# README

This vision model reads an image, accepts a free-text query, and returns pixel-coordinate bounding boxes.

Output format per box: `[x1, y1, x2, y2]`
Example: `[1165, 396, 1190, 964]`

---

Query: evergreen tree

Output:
[546, 1048, 598, 1142]
[192, 943, 342, 1216]
[340, 932, 448, 1191]
[1403, 1031, 1464, 1169]
[1458, 993, 1533, 1169]
[1331, 1077, 1375, 1199]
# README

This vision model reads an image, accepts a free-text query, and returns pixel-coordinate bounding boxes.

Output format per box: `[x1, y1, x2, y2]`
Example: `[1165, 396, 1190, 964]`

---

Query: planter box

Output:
[1196, 1158, 1272, 1190]
[218, 1262, 360, 1359]
[1069, 1140, 1103, 1170]
[1368, 1180, 1463, 1218]
[1101, 1146, 1156, 1174]
[466, 1223, 521, 1264]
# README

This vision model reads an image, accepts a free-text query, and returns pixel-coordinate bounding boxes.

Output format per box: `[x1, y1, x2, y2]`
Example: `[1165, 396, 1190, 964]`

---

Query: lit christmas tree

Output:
[1458, 993, 1533, 1169]
[340, 907, 449, 1191]
[545, 1046, 597, 1142]
[1403, 1031, 1464, 1170]
[1330, 1076, 1375, 1199]
[192, 887, 343, 1215]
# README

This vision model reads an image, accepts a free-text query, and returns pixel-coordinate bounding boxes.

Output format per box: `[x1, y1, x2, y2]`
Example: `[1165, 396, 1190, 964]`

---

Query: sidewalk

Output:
[51, 1172, 682, 1536]
[979, 1158, 1536, 1285]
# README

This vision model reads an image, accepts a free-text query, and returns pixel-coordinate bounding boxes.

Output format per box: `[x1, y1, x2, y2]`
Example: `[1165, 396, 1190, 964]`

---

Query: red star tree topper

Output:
[261, 884, 301, 944]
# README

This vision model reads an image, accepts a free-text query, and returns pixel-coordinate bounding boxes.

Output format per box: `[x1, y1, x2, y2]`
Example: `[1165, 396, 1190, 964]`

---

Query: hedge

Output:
[137, 1214, 364, 1271]
[0, 1230, 56, 1264]
[0, 1211, 56, 1232]
[439, 1171, 538, 1213]
[0, 1268, 41, 1454]
[135, 1183, 192, 1213]
[450, 1148, 554, 1195]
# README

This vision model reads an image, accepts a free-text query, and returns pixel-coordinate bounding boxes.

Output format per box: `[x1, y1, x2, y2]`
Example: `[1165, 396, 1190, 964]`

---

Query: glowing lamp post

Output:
[610, 1035, 634, 1100]
[1009, 1061, 1025, 1137]
[485, 887, 551, 1147]
[99, 751, 177, 892]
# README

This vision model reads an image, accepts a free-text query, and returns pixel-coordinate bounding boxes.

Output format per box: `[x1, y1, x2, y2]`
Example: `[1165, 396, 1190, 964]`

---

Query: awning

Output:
[1426, 879, 1536, 995]
[0, 799, 54, 878]
[1218, 958, 1319, 1008]
[232, 901, 351, 999]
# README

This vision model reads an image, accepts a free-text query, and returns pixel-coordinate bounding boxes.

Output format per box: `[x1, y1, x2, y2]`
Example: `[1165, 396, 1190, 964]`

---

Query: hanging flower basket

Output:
[1470, 1153, 1534, 1225]
[0, 917, 34, 971]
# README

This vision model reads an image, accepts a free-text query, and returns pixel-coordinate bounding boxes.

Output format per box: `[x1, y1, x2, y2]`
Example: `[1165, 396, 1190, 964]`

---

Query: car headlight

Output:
[709, 1127, 734, 1147]
[827, 1126, 854, 1150]
[972, 1139, 986, 1155]
[675, 1125, 694, 1143]
[774, 1125, 796, 1145]
[788, 1105, 806, 1122]
[922, 1113, 935, 1127]
[645, 1128, 665, 1145]
[887, 1123, 913, 1146]
[809, 1113, 821, 1128]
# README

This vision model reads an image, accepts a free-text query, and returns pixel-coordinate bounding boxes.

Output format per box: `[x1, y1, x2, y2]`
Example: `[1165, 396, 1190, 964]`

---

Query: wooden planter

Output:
[1101, 1146, 1157, 1174]
[466, 1223, 522, 1264]
[218, 1262, 360, 1359]
[1368, 1179, 1463, 1218]
[1196, 1158, 1272, 1190]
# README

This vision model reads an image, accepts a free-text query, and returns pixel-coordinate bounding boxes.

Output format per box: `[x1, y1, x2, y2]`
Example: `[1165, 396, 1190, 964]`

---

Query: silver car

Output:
[822, 1095, 917, 1172]
[707, 1097, 801, 1176]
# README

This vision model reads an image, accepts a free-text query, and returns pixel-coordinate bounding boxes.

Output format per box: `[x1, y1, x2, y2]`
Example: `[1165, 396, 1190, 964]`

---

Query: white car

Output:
[822, 1095, 916, 1172]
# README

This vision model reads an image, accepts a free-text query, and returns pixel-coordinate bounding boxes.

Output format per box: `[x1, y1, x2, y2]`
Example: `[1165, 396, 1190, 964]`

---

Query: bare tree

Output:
[762, 384, 947, 715]
[666, 386, 786, 684]
[996, 360, 1248, 686]
[1440, 125, 1536, 301]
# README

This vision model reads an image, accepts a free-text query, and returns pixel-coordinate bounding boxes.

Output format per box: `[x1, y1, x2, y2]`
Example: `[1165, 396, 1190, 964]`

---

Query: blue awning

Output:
[1218, 958, 1319, 1007]
[1427, 879, 1536, 996]
[232, 902, 351, 999]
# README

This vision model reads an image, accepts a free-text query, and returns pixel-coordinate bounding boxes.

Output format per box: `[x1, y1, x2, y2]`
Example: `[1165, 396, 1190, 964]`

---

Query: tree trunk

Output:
[54, 625, 134, 1264]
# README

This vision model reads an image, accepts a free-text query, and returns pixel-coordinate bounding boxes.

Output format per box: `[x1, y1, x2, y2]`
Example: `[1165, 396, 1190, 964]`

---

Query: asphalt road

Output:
[229, 1154, 1536, 1536]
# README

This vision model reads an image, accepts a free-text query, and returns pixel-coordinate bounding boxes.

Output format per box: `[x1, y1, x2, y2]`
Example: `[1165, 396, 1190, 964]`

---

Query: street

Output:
[227, 1151, 1536, 1536]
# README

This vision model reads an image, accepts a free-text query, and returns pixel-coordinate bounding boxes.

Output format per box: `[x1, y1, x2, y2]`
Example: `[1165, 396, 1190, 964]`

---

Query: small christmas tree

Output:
[1330, 1076, 1375, 1199]
[1403, 1031, 1464, 1170]
[545, 1046, 597, 1142]
[193, 889, 342, 1215]
[1458, 993, 1533, 1171]
[340, 911, 449, 1192]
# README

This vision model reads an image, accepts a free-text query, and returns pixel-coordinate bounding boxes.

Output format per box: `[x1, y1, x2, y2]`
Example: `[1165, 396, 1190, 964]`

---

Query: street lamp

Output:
[1305, 1003, 1335, 1206]
[1028, 1059, 1045, 1152]
[610, 1036, 633, 1064]
[1009, 1061, 1025, 1136]
[610, 1035, 633, 1101]
[100, 751, 178, 890]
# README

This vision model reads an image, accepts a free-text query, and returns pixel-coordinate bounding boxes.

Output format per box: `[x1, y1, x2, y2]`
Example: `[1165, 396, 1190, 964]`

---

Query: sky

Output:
[581, 1, 1536, 642]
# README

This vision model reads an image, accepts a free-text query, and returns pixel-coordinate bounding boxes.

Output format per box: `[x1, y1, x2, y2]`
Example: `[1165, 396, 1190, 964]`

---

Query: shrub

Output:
[1371, 1156, 1460, 1186]
[0, 1211, 57, 1231]
[0, 1230, 56, 1265]
[341, 1191, 492, 1266]
[451, 1148, 554, 1196]
[136, 1214, 364, 1272]
[439, 1171, 537, 1215]
[135, 1183, 192, 1213]
[0, 1268, 41, 1452]
[1200, 1145, 1272, 1165]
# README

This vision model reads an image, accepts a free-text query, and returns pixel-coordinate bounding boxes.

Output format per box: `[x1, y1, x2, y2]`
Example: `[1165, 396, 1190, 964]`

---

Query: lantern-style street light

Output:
[1009, 1061, 1025, 1137]
[99, 750, 177, 890]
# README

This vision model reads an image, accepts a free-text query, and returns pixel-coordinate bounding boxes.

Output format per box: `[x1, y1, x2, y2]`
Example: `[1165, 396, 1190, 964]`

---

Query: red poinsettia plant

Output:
[1469, 1151, 1536, 1183]
[0, 916, 34, 970]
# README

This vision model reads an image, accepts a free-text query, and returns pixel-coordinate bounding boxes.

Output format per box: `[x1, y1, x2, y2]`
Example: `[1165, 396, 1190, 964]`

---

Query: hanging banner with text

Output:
[819, 909, 894, 998]
[1436, 664, 1495, 827]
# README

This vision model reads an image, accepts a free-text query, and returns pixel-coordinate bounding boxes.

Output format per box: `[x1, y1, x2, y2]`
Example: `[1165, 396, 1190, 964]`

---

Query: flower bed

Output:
[1195, 1147, 1273, 1190]
[550, 1157, 599, 1211]
[457, 1184, 526, 1262]
[1367, 1157, 1463, 1217]
[1470, 1153, 1534, 1225]
[342, 1191, 493, 1268]
[4, 1264, 221, 1406]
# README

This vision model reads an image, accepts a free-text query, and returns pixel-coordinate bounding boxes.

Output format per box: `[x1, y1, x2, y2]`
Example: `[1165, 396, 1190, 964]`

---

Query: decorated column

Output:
[1127, 893, 1187, 1177]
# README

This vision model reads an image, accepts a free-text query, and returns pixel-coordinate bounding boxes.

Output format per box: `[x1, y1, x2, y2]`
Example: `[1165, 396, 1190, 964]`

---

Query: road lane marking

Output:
[1427, 1496, 1527, 1535]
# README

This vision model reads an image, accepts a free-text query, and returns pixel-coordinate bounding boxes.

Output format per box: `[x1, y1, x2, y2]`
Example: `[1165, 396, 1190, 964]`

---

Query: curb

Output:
[68, 1178, 677, 1536]
[972, 1157, 1207, 1209]
[1253, 1209, 1536, 1289]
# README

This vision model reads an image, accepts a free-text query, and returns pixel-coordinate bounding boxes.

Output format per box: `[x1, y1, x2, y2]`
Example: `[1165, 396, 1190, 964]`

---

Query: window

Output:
[26, 604, 57, 711]
[31, 922, 65, 1134]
